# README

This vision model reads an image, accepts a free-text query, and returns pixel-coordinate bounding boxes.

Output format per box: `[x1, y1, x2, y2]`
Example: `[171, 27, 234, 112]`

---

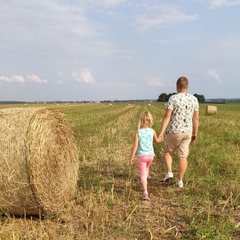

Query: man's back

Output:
[166, 93, 199, 134]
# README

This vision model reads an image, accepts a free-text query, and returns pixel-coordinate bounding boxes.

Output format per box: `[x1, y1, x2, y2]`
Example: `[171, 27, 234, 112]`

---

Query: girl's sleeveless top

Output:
[137, 128, 155, 157]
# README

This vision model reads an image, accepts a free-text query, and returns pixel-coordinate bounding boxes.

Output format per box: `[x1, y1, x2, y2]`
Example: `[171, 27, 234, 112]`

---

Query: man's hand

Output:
[191, 134, 197, 142]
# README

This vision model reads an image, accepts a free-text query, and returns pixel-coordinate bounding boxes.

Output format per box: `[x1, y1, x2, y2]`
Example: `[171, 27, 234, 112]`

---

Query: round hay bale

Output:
[206, 105, 217, 115]
[0, 107, 79, 216]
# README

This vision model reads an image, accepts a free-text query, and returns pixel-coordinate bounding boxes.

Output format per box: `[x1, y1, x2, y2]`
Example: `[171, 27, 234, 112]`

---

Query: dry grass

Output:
[0, 107, 79, 216]
[206, 105, 217, 115]
[0, 102, 239, 239]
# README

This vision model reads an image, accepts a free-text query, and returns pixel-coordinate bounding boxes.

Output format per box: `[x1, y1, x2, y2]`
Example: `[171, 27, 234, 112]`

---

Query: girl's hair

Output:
[138, 111, 153, 129]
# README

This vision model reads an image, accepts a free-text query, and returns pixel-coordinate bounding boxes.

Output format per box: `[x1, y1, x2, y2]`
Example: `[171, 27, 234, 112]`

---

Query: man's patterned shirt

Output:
[166, 93, 199, 134]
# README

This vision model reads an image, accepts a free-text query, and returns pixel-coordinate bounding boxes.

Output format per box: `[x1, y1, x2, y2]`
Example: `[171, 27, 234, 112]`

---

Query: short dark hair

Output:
[177, 76, 189, 89]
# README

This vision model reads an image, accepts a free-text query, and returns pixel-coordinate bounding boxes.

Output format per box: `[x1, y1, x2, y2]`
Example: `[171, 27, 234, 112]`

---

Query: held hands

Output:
[157, 134, 164, 143]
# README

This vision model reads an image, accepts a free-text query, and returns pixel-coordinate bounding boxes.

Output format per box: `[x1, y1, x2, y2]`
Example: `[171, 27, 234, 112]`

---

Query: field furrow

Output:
[0, 102, 239, 240]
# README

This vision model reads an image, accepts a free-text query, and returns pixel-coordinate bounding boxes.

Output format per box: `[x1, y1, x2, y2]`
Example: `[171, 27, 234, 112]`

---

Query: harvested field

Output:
[0, 102, 239, 239]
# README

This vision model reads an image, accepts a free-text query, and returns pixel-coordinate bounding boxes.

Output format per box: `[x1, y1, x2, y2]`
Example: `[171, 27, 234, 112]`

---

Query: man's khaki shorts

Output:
[164, 132, 192, 158]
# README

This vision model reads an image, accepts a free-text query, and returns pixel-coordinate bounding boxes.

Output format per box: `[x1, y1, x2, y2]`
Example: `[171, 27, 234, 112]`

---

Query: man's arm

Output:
[158, 109, 172, 140]
[192, 111, 199, 142]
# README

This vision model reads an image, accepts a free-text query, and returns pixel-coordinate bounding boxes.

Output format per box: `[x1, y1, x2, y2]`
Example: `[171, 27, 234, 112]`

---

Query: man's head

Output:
[177, 76, 188, 92]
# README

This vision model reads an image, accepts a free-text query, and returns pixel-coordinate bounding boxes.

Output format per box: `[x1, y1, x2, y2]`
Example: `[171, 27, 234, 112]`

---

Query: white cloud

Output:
[0, 0, 101, 55]
[199, 35, 240, 68]
[103, 82, 136, 88]
[154, 38, 173, 45]
[72, 68, 96, 84]
[207, 69, 222, 83]
[86, 0, 126, 8]
[59, 71, 64, 77]
[0, 74, 48, 84]
[1, 0, 240, 101]
[0, 76, 10, 83]
[208, 0, 240, 8]
[11, 75, 25, 83]
[0, 75, 24, 83]
[132, 4, 198, 33]
[147, 78, 166, 87]
[56, 80, 64, 85]
[28, 74, 47, 83]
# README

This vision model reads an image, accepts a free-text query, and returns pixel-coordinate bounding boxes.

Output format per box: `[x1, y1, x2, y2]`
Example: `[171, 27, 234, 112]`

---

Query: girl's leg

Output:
[138, 157, 148, 192]
[138, 156, 154, 192]
[145, 156, 154, 177]
[146, 160, 152, 178]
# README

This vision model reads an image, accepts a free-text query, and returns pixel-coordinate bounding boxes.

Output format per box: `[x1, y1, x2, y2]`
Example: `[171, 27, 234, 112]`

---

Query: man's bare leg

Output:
[178, 157, 188, 181]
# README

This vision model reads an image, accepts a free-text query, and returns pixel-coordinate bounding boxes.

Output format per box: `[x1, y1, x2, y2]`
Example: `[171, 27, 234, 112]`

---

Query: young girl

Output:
[130, 111, 160, 200]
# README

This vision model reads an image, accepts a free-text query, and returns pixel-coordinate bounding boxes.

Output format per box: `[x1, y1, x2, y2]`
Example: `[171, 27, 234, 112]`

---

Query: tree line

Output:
[157, 93, 205, 102]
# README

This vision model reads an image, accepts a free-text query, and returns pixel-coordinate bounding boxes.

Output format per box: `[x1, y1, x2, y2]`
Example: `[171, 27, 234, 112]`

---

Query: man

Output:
[158, 76, 199, 188]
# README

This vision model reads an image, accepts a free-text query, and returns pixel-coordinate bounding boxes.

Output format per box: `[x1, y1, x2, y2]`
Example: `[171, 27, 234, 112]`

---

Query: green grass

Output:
[0, 102, 239, 239]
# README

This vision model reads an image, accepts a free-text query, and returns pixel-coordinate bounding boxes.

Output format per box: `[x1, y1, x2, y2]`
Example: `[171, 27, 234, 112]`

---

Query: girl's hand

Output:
[158, 135, 164, 142]
[154, 131, 163, 143]
[129, 159, 134, 165]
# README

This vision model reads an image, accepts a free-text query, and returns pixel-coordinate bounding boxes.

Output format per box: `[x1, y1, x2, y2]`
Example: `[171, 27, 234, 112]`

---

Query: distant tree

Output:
[167, 92, 177, 101]
[194, 94, 205, 102]
[157, 93, 168, 102]
[157, 92, 177, 102]
[157, 92, 205, 102]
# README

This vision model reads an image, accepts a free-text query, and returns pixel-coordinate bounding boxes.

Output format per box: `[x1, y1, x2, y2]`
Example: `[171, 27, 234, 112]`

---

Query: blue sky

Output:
[1, 0, 240, 102]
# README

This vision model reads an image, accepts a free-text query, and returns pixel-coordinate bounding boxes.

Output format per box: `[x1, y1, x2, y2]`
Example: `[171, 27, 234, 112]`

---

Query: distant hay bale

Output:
[0, 107, 79, 216]
[206, 105, 217, 115]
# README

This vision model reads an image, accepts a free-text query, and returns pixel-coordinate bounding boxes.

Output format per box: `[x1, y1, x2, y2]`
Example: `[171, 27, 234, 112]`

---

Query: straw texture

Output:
[0, 108, 79, 215]
[206, 105, 217, 115]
